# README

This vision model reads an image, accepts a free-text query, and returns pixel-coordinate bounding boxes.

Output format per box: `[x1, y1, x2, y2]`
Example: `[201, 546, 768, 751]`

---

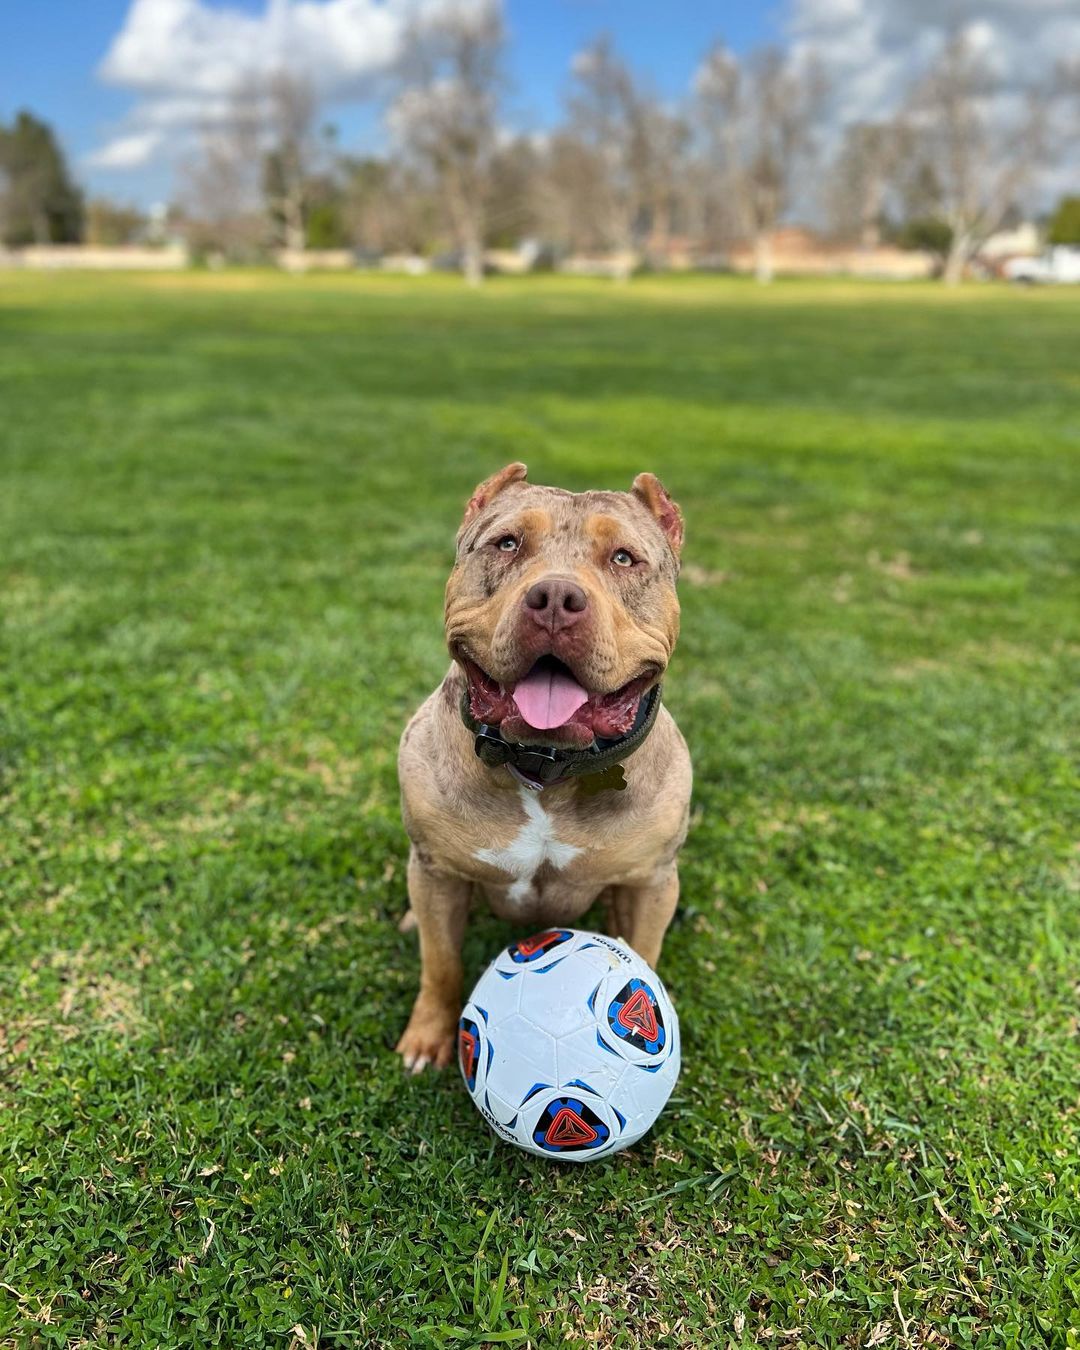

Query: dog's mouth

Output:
[460, 654, 657, 746]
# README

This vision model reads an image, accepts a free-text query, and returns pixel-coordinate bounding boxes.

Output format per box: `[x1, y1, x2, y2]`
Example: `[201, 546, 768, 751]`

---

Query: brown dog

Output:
[396, 463, 692, 1072]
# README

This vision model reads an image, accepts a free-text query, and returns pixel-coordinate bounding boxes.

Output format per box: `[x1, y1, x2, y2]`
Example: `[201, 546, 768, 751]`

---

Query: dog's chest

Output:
[473, 787, 584, 903]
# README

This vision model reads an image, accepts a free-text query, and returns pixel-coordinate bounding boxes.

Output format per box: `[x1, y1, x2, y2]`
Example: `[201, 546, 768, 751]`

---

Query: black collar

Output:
[460, 682, 662, 788]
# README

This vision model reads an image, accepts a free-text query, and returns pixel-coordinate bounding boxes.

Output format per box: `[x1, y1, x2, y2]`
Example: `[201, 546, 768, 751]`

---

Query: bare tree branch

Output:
[695, 44, 826, 282]
[906, 31, 1054, 284]
[263, 72, 319, 253]
[826, 121, 912, 247]
[391, 1, 505, 285]
[179, 81, 266, 260]
[558, 37, 661, 278]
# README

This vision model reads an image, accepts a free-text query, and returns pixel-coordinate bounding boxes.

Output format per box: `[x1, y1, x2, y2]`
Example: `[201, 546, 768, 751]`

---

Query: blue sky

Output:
[0, 1, 782, 207]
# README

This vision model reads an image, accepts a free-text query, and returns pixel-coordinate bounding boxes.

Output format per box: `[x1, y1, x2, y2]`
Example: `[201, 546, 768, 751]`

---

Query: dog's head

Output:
[445, 463, 683, 749]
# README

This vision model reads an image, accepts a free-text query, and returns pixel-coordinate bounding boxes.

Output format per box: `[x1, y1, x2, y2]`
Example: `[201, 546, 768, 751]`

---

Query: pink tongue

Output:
[512, 666, 590, 729]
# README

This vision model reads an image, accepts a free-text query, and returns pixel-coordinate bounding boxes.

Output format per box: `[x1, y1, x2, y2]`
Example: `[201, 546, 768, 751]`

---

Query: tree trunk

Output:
[449, 182, 484, 287]
[462, 237, 484, 286]
[753, 229, 773, 284]
[609, 205, 634, 282]
[859, 179, 885, 250]
[942, 232, 973, 285]
[284, 196, 306, 253]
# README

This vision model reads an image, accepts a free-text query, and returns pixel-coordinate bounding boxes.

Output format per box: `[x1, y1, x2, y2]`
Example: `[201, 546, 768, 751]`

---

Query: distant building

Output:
[978, 222, 1041, 261]
[276, 248, 355, 272]
[0, 244, 188, 270]
[727, 227, 935, 280]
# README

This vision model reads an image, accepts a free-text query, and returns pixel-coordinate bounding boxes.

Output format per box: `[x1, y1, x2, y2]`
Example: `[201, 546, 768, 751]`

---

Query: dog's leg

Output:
[607, 865, 680, 969]
[396, 848, 470, 1073]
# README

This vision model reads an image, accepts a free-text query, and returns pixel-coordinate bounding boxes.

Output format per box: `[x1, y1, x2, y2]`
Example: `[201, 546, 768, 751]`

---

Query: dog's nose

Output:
[523, 577, 589, 631]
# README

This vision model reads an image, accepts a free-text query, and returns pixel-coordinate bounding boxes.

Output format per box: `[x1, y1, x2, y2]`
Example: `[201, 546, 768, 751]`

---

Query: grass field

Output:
[1, 271, 1078, 1348]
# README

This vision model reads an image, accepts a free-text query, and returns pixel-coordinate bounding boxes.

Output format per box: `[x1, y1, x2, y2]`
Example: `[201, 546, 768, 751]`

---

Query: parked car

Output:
[1004, 246, 1080, 284]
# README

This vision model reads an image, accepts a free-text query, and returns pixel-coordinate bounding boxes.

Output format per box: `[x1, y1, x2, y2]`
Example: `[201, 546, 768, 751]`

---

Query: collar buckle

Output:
[512, 746, 562, 782]
[473, 725, 511, 766]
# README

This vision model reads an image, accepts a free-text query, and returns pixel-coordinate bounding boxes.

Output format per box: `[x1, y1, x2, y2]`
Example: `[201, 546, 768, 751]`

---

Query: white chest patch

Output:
[474, 788, 584, 901]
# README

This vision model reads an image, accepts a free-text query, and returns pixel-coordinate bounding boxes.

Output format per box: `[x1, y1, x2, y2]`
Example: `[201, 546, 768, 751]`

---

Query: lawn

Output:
[1, 270, 1078, 1348]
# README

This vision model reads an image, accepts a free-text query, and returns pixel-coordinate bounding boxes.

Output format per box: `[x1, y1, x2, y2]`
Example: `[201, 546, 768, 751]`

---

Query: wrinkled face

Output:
[445, 467, 683, 749]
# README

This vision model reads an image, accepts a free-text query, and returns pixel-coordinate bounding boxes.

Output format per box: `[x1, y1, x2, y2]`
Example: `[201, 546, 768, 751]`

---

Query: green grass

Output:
[1, 271, 1078, 1348]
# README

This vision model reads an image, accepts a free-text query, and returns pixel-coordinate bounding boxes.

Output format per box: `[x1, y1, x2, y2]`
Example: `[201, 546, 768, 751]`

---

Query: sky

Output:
[0, 0, 1076, 210]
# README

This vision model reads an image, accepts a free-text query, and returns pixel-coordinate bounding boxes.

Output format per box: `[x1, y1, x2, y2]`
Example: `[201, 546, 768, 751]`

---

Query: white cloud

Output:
[783, 0, 1080, 214]
[788, 0, 1080, 129]
[85, 128, 164, 170]
[100, 0, 404, 97]
[89, 0, 465, 173]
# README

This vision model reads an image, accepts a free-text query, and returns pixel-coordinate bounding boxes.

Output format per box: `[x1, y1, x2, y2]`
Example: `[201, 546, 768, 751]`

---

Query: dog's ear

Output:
[463, 462, 528, 522]
[631, 473, 684, 556]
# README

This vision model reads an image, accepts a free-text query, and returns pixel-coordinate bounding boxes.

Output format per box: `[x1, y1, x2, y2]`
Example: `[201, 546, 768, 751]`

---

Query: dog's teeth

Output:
[402, 1053, 416, 1070]
[411, 1055, 430, 1075]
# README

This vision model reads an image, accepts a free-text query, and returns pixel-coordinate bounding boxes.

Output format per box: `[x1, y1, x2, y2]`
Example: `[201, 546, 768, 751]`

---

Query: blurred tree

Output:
[179, 82, 266, 260]
[392, 0, 505, 284]
[85, 198, 146, 246]
[826, 121, 912, 247]
[891, 216, 953, 268]
[262, 72, 321, 252]
[484, 135, 541, 249]
[181, 72, 331, 258]
[340, 156, 440, 255]
[0, 111, 83, 246]
[636, 101, 691, 265]
[562, 36, 654, 279]
[905, 31, 1053, 285]
[694, 44, 826, 283]
[1047, 196, 1080, 245]
[305, 200, 347, 249]
[533, 128, 608, 256]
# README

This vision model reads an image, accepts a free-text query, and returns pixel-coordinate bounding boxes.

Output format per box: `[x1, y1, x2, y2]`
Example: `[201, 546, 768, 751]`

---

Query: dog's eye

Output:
[611, 548, 636, 567]
[495, 536, 519, 553]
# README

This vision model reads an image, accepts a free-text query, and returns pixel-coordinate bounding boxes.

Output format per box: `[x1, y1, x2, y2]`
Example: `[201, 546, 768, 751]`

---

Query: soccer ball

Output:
[457, 928, 680, 1161]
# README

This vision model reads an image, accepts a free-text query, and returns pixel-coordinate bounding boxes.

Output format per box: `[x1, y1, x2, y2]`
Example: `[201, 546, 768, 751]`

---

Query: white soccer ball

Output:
[457, 928, 680, 1161]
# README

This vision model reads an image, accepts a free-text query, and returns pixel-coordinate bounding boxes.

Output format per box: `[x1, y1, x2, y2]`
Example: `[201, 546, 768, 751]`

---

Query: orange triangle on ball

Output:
[616, 987, 659, 1041]
[544, 1106, 598, 1147]
[516, 930, 558, 956]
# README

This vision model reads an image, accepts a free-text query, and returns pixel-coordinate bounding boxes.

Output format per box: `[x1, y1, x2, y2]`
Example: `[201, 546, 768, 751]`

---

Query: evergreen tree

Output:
[0, 111, 84, 246]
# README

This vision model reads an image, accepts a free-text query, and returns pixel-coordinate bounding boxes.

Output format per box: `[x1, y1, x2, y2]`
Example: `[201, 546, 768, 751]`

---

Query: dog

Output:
[395, 463, 691, 1072]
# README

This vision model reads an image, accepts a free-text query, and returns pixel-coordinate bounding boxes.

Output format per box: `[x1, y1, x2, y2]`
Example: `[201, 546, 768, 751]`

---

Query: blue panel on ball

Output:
[519, 1081, 554, 1106]
[565, 1078, 599, 1096]
[533, 956, 568, 973]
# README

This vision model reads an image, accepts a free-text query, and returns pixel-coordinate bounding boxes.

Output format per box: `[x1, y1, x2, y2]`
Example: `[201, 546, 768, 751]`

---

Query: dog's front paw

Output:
[396, 1000, 457, 1074]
